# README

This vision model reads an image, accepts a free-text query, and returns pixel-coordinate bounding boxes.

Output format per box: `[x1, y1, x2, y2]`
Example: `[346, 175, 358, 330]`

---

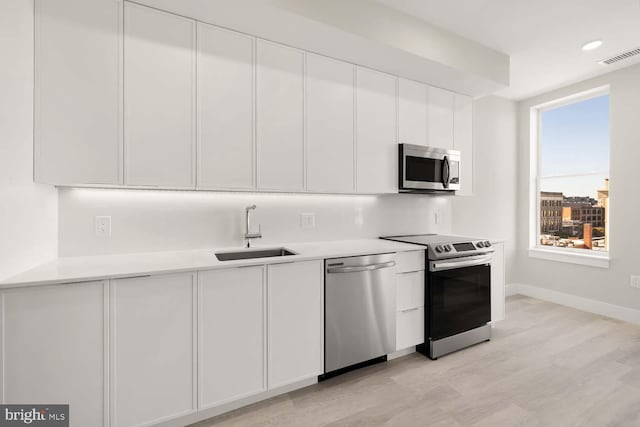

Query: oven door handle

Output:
[430, 255, 492, 272]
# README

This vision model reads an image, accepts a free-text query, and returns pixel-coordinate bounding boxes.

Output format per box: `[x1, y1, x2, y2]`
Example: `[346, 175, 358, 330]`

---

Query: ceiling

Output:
[378, 0, 640, 99]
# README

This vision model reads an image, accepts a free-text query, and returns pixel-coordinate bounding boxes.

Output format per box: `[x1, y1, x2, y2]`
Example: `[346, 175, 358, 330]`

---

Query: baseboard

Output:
[512, 283, 640, 326]
[158, 377, 317, 427]
[388, 346, 416, 360]
[505, 283, 522, 296]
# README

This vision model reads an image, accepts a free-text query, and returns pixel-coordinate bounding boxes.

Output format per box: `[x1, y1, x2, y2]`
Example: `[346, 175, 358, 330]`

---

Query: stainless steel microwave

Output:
[399, 144, 461, 193]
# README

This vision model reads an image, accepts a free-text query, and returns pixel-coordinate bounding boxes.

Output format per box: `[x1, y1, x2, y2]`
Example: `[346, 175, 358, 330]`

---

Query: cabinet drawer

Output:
[396, 271, 424, 311]
[396, 307, 425, 351]
[395, 250, 425, 273]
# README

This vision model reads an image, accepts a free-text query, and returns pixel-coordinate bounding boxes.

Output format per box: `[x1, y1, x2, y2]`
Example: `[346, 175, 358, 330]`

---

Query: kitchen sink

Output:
[215, 247, 297, 262]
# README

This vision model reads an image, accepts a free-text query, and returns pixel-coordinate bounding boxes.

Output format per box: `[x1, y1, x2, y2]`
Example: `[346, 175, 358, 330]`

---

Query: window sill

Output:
[528, 247, 610, 269]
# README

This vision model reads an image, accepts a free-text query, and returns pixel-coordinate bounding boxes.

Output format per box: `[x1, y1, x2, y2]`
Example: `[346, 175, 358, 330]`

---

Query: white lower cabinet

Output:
[396, 307, 425, 351]
[0, 259, 325, 425]
[491, 242, 506, 322]
[396, 271, 424, 311]
[395, 252, 426, 351]
[267, 261, 323, 388]
[1, 282, 106, 427]
[110, 273, 196, 427]
[198, 266, 265, 409]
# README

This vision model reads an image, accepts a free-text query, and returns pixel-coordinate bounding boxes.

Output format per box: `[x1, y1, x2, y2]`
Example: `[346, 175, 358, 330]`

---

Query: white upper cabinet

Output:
[267, 261, 323, 388]
[356, 67, 398, 194]
[427, 86, 455, 149]
[111, 273, 196, 426]
[34, 0, 122, 185]
[398, 78, 428, 147]
[34, 2, 472, 195]
[306, 54, 355, 193]
[454, 93, 474, 195]
[198, 267, 265, 409]
[256, 41, 304, 191]
[2, 282, 106, 427]
[124, 3, 196, 188]
[197, 23, 254, 190]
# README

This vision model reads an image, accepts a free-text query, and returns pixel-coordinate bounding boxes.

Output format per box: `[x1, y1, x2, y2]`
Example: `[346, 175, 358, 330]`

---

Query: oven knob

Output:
[476, 241, 484, 248]
[435, 245, 443, 253]
[484, 241, 491, 247]
[444, 245, 452, 252]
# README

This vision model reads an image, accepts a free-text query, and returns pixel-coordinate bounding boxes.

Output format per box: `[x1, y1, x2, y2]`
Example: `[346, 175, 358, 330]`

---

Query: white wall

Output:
[516, 63, 640, 310]
[452, 95, 518, 282]
[58, 189, 452, 257]
[0, 0, 57, 280]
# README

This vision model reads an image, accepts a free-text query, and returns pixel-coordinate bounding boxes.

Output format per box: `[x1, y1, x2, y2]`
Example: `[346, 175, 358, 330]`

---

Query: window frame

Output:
[528, 85, 610, 269]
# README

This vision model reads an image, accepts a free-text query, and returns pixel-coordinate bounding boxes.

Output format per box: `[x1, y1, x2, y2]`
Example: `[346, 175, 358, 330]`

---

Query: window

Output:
[530, 87, 610, 267]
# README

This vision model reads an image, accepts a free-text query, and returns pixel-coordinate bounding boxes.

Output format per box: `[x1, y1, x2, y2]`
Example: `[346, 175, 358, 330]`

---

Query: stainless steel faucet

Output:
[244, 205, 262, 248]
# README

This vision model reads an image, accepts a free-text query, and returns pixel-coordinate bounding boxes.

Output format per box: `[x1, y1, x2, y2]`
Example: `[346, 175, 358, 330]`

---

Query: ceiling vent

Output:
[598, 47, 640, 65]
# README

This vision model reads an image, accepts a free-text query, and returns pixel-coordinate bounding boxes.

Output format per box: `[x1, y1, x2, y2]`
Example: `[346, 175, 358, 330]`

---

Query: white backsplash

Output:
[58, 188, 452, 257]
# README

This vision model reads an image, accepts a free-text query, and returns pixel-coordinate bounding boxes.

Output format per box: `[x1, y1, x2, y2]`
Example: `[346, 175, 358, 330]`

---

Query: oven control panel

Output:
[429, 240, 494, 260]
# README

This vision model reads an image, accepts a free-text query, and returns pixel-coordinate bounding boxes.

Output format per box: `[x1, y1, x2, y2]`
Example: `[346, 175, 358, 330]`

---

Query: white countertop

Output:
[0, 239, 425, 289]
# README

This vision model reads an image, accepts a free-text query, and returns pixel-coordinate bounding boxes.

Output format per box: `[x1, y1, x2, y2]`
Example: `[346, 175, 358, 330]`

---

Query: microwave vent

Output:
[598, 47, 640, 65]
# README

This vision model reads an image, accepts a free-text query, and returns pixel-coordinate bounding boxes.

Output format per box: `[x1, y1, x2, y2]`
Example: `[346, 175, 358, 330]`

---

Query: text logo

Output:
[0, 405, 68, 427]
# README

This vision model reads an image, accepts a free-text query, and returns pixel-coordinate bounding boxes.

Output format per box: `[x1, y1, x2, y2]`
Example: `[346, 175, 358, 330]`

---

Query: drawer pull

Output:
[401, 307, 421, 313]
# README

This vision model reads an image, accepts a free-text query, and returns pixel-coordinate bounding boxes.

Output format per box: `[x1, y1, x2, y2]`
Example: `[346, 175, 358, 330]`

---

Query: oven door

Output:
[399, 144, 461, 192]
[428, 255, 491, 340]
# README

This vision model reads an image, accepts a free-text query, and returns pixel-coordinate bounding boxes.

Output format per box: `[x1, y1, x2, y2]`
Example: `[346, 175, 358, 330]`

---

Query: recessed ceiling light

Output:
[582, 40, 603, 51]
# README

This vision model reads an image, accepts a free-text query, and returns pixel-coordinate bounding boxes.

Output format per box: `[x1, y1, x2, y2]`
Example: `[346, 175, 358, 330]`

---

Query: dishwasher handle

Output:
[327, 260, 396, 274]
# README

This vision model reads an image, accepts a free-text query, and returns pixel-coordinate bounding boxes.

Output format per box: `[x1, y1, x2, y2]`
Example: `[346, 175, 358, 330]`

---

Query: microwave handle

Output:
[442, 156, 450, 188]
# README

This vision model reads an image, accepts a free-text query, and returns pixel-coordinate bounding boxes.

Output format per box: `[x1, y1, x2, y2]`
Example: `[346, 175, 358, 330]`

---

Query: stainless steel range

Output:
[381, 234, 494, 359]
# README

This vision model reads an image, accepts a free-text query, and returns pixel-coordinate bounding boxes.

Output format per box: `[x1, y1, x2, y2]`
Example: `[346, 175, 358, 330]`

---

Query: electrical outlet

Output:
[300, 213, 316, 229]
[434, 212, 441, 225]
[631, 276, 640, 289]
[95, 216, 111, 237]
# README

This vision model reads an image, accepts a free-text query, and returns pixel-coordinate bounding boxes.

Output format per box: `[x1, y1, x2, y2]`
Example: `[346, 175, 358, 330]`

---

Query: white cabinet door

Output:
[398, 78, 427, 146]
[198, 267, 265, 409]
[124, 3, 196, 188]
[267, 261, 323, 388]
[197, 23, 254, 190]
[491, 242, 506, 322]
[306, 54, 355, 193]
[427, 86, 454, 149]
[355, 67, 397, 194]
[396, 271, 424, 312]
[396, 307, 425, 351]
[34, 0, 121, 185]
[454, 93, 474, 196]
[256, 41, 304, 191]
[2, 282, 106, 427]
[111, 273, 195, 426]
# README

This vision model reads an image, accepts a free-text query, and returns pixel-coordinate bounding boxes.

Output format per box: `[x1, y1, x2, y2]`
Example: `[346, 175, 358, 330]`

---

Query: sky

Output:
[539, 94, 610, 198]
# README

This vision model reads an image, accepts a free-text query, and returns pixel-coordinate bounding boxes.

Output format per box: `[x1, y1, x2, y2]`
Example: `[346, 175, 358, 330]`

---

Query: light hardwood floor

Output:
[193, 296, 640, 426]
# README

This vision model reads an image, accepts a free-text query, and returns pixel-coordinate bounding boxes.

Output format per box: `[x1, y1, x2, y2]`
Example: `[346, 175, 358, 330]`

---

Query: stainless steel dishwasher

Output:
[324, 253, 397, 376]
